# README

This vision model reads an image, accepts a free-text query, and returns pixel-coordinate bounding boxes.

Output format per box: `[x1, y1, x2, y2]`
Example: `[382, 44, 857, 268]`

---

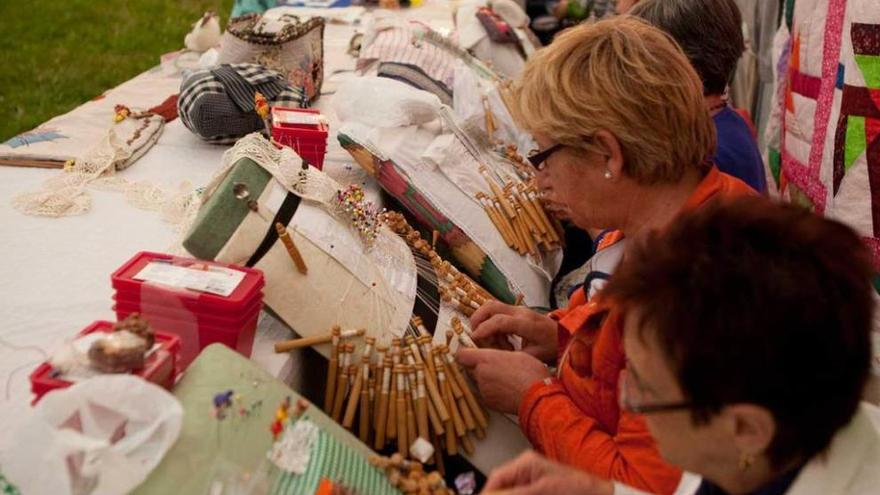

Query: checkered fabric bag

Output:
[178, 63, 305, 144]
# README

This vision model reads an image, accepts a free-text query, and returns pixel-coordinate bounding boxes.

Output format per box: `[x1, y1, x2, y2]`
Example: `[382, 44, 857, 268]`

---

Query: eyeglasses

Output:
[619, 370, 693, 415]
[527, 143, 565, 171]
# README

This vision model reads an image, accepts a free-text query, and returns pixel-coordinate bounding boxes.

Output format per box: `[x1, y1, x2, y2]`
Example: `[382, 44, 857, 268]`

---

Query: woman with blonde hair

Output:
[457, 16, 754, 495]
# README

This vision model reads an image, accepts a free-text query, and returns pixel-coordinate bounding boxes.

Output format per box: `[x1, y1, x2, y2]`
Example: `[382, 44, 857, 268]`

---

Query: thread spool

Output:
[404, 365, 417, 456]
[374, 345, 388, 429]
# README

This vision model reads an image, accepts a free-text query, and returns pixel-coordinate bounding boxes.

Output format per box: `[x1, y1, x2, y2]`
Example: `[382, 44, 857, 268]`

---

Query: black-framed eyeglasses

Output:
[619, 370, 693, 415]
[527, 143, 565, 171]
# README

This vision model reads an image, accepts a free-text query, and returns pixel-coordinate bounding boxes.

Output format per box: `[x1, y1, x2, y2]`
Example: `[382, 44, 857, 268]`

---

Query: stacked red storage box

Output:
[271, 107, 329, 169]
[110, 252, 264, 367]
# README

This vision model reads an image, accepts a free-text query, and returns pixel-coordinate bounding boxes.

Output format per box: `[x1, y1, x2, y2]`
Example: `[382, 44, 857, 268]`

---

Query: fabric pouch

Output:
[217, 13, 325, 104]
[178, 63, 303, 143]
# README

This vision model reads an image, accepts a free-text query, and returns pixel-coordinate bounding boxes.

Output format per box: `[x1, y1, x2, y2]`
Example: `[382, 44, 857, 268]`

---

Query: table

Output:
[133, 343, 385, 495]
[0, 0, 531, 477]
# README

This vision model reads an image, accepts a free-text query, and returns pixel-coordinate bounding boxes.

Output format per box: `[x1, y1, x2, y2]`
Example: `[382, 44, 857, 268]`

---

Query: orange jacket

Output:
[519, 168, 755, 495]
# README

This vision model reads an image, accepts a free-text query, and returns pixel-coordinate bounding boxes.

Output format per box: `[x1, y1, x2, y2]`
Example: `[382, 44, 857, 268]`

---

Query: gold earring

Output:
[738, 453, 754, 471]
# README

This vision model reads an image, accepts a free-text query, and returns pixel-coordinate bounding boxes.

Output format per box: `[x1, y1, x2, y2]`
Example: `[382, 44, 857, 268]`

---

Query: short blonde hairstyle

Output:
[509, 16, 715, 184]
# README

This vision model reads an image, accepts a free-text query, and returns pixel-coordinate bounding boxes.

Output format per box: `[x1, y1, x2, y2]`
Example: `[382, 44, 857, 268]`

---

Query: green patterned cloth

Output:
[134, 344, 399, 495]
[271, 415, 397, 495]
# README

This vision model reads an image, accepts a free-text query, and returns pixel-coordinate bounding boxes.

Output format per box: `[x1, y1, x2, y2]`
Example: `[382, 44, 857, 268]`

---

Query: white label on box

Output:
[273, 108, 324, 126]
[133, 261, 246, 297]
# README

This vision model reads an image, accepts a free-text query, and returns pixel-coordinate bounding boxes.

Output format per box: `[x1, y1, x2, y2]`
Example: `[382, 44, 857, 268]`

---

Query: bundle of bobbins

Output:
[272, 319, 486, 477]
[464, 95, 565, 258]
[383, 211, 494, 317]
[369, 453, 454, 495]
[270, 318, 489, 474]
[473, 171, 563, 258]
[270, 212, 495, 478]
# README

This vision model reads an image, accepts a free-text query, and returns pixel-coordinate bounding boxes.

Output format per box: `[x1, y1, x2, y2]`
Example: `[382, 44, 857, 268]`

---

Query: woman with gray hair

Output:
[631, 0, 766, 193]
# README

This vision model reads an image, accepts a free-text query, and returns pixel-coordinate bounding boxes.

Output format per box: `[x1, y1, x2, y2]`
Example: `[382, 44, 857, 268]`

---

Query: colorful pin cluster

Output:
[335, 184, 383, 247]
[213, 389, 263, 420]
[271, 396, 310, 440]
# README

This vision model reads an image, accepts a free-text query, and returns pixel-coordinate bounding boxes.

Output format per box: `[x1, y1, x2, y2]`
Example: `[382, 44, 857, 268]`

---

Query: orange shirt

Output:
[518, 168, 755, 495]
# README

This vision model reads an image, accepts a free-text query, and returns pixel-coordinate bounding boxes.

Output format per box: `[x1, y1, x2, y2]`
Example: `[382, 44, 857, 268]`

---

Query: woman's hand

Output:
[470, 300, 559, 364]
[456, 348, 551, 415]
[483, 451, 615, 495]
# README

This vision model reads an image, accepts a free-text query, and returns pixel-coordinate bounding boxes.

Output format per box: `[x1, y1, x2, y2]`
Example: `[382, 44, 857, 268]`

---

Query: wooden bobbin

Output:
[275, 327, 364, 353]
[441, 344, 488, 429]
[395, 363, 409, 457]
[374, 356, 393, 450]
[324, 325, 342, 412]
[414, 362, 430, 441]
[342, 337, 374, 427]
[387, 363, 398, 441]
[331, 343, 353, 420]
[404, 364, 418, 456]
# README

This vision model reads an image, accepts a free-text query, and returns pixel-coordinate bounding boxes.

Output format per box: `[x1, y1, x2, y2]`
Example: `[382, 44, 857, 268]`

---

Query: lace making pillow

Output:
[182, 134, 417, 351]
[182, 133, 489, 352]
[335, 78, 562, 307]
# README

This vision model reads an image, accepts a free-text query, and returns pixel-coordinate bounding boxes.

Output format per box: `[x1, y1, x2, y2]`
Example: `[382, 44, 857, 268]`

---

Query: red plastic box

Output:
[111, 252, 264, 314]
[271, 107, 328, 170]
[110, 252, 264, 367]
[113, 293, 262, 330]
[113, 303, 259, 368]
[29, 320, 180, 404]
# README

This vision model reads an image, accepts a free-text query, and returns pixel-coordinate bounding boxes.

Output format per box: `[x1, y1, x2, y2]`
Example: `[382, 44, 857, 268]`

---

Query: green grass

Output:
[0, 0, 234, 141]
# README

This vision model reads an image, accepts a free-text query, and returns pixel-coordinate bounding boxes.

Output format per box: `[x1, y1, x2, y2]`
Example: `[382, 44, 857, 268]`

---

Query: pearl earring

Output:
[604, 170, 612, 180]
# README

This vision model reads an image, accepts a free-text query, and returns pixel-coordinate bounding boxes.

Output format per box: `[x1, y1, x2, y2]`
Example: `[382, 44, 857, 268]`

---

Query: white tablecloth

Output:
[0, 1, 531, 474]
